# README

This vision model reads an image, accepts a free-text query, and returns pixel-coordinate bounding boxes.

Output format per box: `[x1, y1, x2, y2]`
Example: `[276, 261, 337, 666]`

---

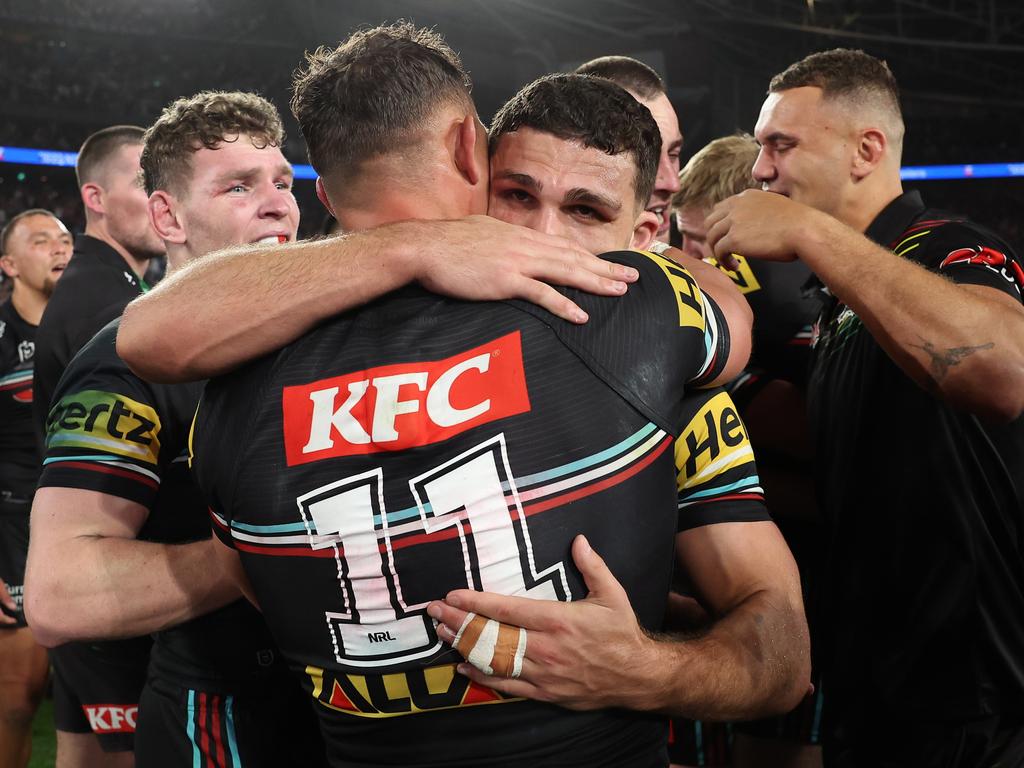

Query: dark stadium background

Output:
[2, 0, 1021, 249]
[1, 1, 1021, 762]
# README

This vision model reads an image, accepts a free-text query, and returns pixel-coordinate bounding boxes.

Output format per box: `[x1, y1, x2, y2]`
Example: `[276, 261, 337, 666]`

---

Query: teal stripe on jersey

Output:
[681, 476, 762, 501]
[0, 370, 32, 386]
[231, 519, 311, 534]
[377, 421, 661, 526]
[225, 695, 242, 767]
[186, 689, 200, 768]
[42, 453, 123, 465]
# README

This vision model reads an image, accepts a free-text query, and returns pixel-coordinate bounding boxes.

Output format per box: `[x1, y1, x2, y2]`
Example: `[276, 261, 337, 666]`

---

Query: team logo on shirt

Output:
[940, 245, 1024, 295]
[82, 704, 138, 734]
[282, 332, 531, 465]
[17, 340, 33, 363]
[46, 390, 162, 465]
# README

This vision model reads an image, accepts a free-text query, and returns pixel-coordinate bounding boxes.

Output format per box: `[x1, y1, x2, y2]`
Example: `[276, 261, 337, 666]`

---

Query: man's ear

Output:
[315, 177, 337, 218]
[629, 210, 660, 251]
[452, 114, 485, 187]
[0, 253, 17, 280]
[852, 127, 887, 181]
[148, 191, 185, 245]
[80, 182, 105, 216]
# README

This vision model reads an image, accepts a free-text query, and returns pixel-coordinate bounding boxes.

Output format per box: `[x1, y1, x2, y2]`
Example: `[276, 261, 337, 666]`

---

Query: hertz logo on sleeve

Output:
[45, 390, 162, 465]
[674, 390, 750, 491]
[713, 254, 761, 295]
[638, 250, 707, 330]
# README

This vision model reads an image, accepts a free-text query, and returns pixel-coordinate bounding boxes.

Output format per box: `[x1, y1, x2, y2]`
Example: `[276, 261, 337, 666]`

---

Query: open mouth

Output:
[51, 264, 67, 276]
[255, 235, 289, 245]
[648, 206, 669, 233]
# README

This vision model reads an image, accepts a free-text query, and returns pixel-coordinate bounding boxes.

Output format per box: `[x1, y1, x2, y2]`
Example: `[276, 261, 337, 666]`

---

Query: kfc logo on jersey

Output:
[283, 332, 531, 465]
[82, 704, 138, 734]
[941, 246, 1024, 295]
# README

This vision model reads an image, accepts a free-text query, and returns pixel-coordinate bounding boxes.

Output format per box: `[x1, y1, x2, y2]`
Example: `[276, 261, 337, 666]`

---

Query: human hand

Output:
[414, 216, 640, 324]
[0, 577, 18, 625]
[706, 189, 822, 264]
[427, 535, 656, 711]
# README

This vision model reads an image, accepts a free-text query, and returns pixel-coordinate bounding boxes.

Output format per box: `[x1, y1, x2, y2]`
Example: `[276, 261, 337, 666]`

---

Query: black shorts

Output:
[135, 673, 328, 768]
[668, 719, 733, 766]
[732, 679, 824, 745]
[51, 637, 152, 752]
[0, 493, 31, 629]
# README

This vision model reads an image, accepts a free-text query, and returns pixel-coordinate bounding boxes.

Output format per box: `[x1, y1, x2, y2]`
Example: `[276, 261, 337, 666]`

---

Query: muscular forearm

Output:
[632, 589, 810, 719]
[799, 214, 1024, 420]
[26, 537, 239, 647]
[118, 227, 418, 382]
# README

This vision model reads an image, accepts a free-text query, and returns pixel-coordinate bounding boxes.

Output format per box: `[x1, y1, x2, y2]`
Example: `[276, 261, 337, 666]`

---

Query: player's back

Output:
[193, 250, 724, 767]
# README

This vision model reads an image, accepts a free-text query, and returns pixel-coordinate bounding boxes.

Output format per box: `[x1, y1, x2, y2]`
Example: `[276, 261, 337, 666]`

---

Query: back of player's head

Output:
[75, 126, 146, 188]
[574, 55, 665, 101]
[141, 91, 285, 197]
[673, 134, 759, 213]
[489, 74, 659, 209]
[1, 209, 57, 256]
[770, 49, 904, 150]
[291, 21, 474, 183]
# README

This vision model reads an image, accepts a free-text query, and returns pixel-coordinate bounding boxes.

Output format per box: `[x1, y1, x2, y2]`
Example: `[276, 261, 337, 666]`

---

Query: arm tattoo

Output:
[909, 337, 995, 382]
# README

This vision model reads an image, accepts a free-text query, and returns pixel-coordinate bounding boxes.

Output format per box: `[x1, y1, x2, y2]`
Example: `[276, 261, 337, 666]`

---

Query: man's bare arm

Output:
[707, 190, 1024, 421]
[118, 216, 639, 383]
[428, 527, 809, 719]
[24, 487, 239, 647]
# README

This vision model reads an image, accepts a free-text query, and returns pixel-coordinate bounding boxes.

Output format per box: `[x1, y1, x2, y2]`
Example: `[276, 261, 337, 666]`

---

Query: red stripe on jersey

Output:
[198, 693, 212, 768]
[699, 492, 765, 503]
[232, 542, 339, 558]
[59, 461, 157, 490]
[210, 695, 226, 768]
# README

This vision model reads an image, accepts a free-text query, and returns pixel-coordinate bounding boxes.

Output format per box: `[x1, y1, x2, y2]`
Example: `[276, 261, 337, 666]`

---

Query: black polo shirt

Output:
[33, 234, 147, 438]
[807, 191, 1024, 761]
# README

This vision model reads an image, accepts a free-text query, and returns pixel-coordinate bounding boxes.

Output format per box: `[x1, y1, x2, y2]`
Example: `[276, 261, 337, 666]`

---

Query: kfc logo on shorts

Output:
[283, 331, 531, 465]
[82, 704, 138, 734]
[941, 245, 1024, 294]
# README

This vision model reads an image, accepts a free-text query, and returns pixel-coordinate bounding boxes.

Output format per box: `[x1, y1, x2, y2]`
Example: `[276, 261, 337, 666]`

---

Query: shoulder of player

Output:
[899, 215, 1018, 265]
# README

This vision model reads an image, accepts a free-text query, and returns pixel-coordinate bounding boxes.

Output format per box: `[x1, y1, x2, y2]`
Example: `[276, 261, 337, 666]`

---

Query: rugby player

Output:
[0, 209, 71, 767]
[187, 25, 807, 766]
[30, 124, 165, 768]
[673, 134, 823, 767]
[576, 55, 683, 244]
[706, 48, 1024, 767]
[25, 92, 328, 767]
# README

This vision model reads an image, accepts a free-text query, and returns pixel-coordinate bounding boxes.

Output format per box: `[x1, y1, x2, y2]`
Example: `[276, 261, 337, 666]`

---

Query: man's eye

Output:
[570, 206, 599, 220]
[229, 184, 247, 193]
[503, 189, 532, 204]
[275, 181, 292, 191]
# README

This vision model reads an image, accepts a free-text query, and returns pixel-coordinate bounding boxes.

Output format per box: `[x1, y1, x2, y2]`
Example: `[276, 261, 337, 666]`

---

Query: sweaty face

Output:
[1, 214, 72, 297]
[753, 87, 853, 218]
[674, 205, 712, 262]
[103, 143, 167, 261]
[488, 128, 655, 255]
[636, 92, 683, 242]
[174, 136, 299, 259]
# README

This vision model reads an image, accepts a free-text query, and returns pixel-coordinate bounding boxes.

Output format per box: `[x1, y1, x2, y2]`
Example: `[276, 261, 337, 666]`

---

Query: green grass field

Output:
[29, 696, 56, 768]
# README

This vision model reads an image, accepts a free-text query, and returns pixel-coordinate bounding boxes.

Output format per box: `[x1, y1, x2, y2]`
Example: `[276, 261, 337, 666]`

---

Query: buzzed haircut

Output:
[291, 21, 473, 182]
[1, 209, 58, 256]
[489, 74, 660, 210]
[770, 48, 902, 121]
[574, 55, 665, 101]
[75, 125, 146, 188]
[141, 91, 286, 196]
[673, 134, 759, 213]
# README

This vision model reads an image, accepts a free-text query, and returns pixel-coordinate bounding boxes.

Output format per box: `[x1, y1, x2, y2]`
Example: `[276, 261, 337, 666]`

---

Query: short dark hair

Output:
[76, 125, 146, 188]
[291, 21, 473, 182]
[141, 91, 285, 196]
[1, 209, 58, 255]
[769, 48, 901, 118]
[574, 55, 665, 101]
[489, 74, 660, 209]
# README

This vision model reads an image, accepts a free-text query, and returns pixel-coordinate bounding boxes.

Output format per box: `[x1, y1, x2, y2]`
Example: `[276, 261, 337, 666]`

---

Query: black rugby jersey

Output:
[716, 255, 818, 392]
[0, 300, 41, 497]
[33, 234, 147, 439]
[807, 191, 1024, 753]
[38, 319, 287, 692]
[192, 249, 769, 767]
